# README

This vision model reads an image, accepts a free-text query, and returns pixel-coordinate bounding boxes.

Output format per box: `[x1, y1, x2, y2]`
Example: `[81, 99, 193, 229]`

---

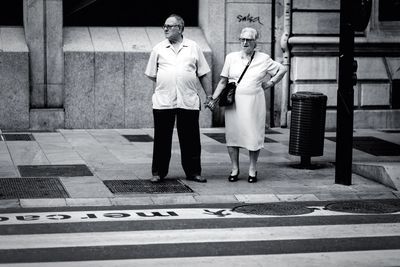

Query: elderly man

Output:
[145, 14, 211, 183]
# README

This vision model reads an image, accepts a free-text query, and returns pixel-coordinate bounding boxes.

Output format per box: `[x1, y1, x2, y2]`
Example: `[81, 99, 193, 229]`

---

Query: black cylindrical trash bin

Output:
[289, 91, 327, 168]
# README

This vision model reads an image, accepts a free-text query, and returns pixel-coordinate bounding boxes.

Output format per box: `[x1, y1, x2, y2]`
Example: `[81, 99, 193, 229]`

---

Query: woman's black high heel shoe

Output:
[248, 172, 257, 183]
[228, 171, 239, 182]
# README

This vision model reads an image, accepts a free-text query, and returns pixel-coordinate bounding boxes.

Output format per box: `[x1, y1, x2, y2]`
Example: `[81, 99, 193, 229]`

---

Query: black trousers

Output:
[152, 108, 201, 178]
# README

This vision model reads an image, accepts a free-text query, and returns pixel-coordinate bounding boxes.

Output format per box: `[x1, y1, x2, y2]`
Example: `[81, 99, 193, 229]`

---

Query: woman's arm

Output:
[205, 76, 229, 111]
[262, 64, 288, 90]
[212, 77, 229, 99]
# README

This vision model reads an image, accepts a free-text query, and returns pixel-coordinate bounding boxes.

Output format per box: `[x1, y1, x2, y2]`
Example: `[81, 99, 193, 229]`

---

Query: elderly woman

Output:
[207, 27, 287, 183]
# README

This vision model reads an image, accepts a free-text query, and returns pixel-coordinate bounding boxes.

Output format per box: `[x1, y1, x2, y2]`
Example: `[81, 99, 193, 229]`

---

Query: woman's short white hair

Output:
[240, 27, 259, 40]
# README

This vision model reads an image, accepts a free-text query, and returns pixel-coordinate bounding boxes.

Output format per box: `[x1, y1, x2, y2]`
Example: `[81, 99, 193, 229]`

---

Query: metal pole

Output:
[335, 0, 354, 185]
[280, 0, 291, 128]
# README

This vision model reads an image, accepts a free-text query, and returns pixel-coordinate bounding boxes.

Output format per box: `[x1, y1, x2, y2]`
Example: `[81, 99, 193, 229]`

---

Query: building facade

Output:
[0, 0, 399, 130]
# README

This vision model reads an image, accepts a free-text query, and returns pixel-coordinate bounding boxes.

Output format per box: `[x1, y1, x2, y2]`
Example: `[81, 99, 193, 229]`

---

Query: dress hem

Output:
[225, 143, 264, 151]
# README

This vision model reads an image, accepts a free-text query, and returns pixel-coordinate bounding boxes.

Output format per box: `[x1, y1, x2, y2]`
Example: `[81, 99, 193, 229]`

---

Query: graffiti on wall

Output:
[237, 14, 264, 25]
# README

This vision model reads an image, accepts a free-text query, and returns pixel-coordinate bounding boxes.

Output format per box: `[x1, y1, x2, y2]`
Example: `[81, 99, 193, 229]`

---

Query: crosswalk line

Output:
[1, 250, 400, 267]
[1, 207, 399, 225]
[1, 223, 400, 249]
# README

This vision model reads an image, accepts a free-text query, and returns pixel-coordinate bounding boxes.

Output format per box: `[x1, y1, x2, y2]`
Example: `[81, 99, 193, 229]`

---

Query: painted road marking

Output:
[2, 250, 399, 267]
[1, 207, 400, 225]
[1, 223, 400, 249]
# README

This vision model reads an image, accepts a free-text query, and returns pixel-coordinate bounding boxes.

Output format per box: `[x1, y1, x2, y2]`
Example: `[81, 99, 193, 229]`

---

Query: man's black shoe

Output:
[186, 175, 207, 183]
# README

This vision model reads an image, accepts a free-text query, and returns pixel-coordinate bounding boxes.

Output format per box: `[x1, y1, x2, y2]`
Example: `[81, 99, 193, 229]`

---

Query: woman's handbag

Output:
[218, 82, 237, 106]
[218, 51, 255, 107]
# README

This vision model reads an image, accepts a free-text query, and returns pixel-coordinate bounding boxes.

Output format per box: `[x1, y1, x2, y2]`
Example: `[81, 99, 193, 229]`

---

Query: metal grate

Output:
[104, 179, 194, 194]
[325, 201, 400, 214]
[0, 178, 69, 199]
[233, 203, 314, 216]
[2, 134, 35, 141]
[18, 164, 93, 177]
[204, 133, 277, 144]
[326, 136, 400, 156]
[122, 135, 154, 142]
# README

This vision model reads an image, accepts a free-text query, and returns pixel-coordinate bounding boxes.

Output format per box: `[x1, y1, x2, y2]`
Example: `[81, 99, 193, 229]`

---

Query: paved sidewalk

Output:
[0, 127, 399, 208]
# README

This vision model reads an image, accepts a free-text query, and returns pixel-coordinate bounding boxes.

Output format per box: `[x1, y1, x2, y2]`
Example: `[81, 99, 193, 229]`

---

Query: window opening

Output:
[392, 80, 400, 109]
[379, 0, 400, 21]
[63, 0, 198, 27]
[0, 1, 23, 26]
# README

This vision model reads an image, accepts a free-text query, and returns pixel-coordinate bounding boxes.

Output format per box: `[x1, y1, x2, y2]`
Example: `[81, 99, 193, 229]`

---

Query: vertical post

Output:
[270, 0, 276, 127]
[280, 0, 291, 128]
[335, 0, 354, 185]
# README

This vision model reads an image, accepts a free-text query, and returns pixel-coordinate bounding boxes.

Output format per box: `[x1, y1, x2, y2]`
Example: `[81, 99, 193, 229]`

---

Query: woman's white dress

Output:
[220, 51, 281, 151]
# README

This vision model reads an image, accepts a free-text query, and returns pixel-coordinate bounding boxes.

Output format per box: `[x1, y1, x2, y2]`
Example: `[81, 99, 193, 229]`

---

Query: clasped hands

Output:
[204, 95, 218, 111]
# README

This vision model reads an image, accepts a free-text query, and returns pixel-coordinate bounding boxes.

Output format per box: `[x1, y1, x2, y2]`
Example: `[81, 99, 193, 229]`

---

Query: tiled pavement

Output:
[0, 127, 399, 208]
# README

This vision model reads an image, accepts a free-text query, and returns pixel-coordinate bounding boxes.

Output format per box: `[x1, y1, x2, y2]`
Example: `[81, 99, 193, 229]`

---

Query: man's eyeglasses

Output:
[239, 38, 255, 43]
[162, 24, 180, 30]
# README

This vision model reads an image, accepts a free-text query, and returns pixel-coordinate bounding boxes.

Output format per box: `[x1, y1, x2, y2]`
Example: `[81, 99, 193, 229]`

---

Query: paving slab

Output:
[66, 198, 112, 207]
[0, 199, 20, 209]
[110, 197, 154, 206]
[235, 194, 280, 203]
[20, 198, 67, 208]
[151, 195, 198, 205]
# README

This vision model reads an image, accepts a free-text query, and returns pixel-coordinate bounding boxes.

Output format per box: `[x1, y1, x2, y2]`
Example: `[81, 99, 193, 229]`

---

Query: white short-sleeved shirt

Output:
[145, 38, 210, 110]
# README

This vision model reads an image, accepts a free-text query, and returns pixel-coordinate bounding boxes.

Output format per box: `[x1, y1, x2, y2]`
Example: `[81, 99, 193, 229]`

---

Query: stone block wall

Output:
[64, 27, 213, 129]
[290, 55, 395, 127]
[288, 0, 400, 129]
[291, 57, 356, 107]
[226, 0, 273, 53]
[292, 0, 340, 35]
[0, 27, 29, 130]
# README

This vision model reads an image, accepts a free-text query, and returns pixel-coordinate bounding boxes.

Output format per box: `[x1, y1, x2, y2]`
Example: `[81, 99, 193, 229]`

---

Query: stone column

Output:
[46, 0, 63, 107]
[23, 0, 64, 130]
[24, 0, 46, 107]
[199, 0, 226, 125]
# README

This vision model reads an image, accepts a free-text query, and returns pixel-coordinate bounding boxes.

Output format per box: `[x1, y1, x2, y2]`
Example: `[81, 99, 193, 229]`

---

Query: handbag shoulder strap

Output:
[237, 51, 255, 85]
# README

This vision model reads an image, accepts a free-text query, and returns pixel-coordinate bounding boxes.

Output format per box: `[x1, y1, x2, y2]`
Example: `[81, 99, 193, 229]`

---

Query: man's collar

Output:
[165, 37, 188, 48]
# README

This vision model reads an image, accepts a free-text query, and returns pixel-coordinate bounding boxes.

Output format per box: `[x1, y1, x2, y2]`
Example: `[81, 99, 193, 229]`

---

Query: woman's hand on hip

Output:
[262, 80, 275, 90]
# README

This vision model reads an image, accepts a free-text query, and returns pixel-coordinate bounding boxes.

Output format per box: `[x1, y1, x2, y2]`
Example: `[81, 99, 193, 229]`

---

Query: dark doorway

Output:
[63, 0, 198, 26]
[379, 0, 400, 21]
[392, 80, 400, 109]
[0, 1, 23, 26]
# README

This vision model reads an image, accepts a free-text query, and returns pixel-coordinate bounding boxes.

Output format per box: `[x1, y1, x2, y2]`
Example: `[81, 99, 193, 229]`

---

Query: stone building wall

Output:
[63, 27, 212, 128]
[288, 0, 400, 128]
[0, 0, 399, 130]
